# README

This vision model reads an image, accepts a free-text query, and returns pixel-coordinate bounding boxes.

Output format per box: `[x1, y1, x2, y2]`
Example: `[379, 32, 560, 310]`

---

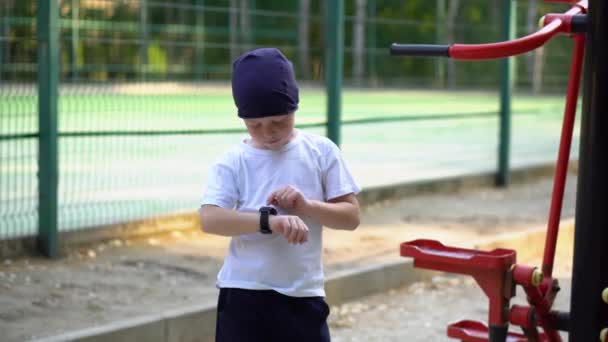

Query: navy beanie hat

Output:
[231, 48, 299, 118]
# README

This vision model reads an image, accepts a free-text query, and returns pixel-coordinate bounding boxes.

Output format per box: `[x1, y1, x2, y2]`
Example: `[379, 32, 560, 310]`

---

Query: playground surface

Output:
[0, 172, 578, 341]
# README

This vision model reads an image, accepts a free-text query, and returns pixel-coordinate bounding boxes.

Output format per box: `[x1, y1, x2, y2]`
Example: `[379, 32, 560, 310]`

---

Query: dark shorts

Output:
[216, 287, 331, 342]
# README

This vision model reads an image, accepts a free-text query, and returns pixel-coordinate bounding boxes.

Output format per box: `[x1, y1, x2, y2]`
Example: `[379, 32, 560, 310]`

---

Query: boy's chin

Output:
[264, 141, 287, 150]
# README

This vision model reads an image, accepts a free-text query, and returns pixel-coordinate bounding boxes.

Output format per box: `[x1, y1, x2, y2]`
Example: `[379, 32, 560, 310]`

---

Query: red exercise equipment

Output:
[391, 1, 589, 341]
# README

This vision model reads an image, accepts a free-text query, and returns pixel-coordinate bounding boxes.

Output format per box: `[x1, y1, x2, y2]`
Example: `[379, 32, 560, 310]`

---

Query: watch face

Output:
[259, 206, 277, 215]
[259, 206, 274, 234]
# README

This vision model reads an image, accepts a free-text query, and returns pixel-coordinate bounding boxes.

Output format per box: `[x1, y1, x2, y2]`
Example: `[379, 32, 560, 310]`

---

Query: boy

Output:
[199, 47, 361, 342]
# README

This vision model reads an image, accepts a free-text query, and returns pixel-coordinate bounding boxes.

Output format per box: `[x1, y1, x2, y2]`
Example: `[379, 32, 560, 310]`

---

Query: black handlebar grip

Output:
[390, 43, 450, 57]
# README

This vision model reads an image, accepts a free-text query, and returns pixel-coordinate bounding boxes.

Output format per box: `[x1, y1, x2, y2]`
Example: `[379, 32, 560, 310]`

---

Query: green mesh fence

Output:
[0, 86, 39, 239]
[0, 0, 577, 241]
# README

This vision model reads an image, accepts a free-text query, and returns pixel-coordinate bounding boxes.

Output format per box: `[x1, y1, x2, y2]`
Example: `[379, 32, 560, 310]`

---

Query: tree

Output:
[239, 0, 251, 51]
[230, 0, 239, 61]
[139, 0, 148, 81]
[526, 0, 544, 93]
[298, 0, 310, 80]
[446, 0, 460, 89]
[435, 0, 446, 88]
[352, 0, 366, 86]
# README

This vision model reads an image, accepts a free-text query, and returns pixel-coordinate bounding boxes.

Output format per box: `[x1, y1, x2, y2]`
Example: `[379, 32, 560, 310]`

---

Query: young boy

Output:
[199, 47, 361, 342]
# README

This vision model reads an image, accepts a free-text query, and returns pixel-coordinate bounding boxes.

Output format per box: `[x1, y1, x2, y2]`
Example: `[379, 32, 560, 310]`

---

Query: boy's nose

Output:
[263, 126, 275, 137]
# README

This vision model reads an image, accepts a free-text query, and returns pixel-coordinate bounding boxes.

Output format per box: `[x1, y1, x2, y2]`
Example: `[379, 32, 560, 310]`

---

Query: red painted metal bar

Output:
[523, 283, 563, 341]
[543, 2, 589, 35]
[448, 1, 586, 60]
[541, 34, 586, 278]
[447, 320, 549, 342]
[448, 20, 563, 60]
[400, 240, 516, 327]
[393, 2, 589, 341]
[545, 0, 588, 13]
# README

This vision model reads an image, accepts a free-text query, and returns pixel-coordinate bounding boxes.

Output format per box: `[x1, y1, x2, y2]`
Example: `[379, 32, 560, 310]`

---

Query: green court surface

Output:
[0, 86, 579, 238]
[1, 86, 567, 133]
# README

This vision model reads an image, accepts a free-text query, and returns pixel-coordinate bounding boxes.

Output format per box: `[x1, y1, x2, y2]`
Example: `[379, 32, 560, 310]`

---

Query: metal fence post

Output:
[325, 0, 344, 146]
[37, 0, 59, 258]
[497, 0, 516, 187]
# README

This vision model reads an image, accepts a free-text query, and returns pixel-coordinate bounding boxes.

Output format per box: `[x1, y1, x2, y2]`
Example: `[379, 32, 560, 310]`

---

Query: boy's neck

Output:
[247, 130, 298, 150]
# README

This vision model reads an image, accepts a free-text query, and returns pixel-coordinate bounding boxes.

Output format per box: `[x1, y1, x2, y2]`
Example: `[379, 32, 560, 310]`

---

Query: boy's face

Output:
[243, 113, 295, 150]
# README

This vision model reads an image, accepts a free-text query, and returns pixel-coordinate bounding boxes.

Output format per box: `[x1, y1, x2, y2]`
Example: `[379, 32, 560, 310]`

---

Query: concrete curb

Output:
[34, 220, 574, 342]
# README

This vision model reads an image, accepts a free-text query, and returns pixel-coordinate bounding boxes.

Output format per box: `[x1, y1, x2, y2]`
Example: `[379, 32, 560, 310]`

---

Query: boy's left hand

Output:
[267, 185, 311, 215]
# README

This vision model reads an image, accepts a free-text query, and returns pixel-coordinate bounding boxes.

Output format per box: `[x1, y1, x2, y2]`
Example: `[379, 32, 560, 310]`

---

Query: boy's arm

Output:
[198, 205, 259, 236]
[198, 205, 310, 244]
[305, 193, 360, 230]
[267, 188, 360, 230]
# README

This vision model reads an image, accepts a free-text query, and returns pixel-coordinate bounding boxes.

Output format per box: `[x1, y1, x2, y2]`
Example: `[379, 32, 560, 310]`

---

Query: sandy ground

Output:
[328, 175, 577, 341]
[330, 276, 573, 342]
[0, 174, 578, 341]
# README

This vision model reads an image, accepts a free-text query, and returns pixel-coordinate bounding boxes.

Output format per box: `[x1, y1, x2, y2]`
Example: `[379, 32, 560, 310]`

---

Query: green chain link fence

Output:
[1, 0, 576, 256]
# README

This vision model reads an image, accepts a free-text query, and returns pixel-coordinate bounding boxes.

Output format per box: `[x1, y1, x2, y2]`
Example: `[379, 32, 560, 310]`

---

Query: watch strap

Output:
[259, 206, 277, 234]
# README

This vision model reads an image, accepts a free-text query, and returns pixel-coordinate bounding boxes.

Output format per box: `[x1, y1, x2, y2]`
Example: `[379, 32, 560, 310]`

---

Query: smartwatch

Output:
[259, 206, 277, 234]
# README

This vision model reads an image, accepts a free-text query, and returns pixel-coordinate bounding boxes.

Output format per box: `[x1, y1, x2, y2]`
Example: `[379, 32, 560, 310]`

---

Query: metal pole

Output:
[325, 0, 344, 145]
[37, 0, 59, 258]
[497, 0, 516, 187]
[569, 0, 608, 340]
[542, 35, 585, 279]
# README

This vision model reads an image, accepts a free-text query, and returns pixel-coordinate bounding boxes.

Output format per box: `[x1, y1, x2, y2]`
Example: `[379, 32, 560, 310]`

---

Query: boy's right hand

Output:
[269, 215, 309, 244]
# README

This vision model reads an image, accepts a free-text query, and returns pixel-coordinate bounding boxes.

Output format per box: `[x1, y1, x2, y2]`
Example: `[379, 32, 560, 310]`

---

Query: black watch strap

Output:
[259, 206, 277, 234]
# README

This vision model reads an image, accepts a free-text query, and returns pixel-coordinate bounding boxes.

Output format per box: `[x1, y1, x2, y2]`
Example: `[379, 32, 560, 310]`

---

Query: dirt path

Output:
[0, 175, 578, 341]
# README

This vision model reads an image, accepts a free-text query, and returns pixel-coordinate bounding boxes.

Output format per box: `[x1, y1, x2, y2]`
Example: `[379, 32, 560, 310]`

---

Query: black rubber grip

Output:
[390, 43, 450, 57]
[571, 14, 587, 34]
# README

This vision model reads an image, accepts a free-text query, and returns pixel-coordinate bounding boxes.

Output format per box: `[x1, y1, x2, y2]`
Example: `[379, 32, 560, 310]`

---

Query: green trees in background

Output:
[0, 0, 573, 91]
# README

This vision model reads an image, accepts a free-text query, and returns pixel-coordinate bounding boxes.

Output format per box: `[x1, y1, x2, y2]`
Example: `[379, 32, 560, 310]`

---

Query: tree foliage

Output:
[0, 0, 573, 91]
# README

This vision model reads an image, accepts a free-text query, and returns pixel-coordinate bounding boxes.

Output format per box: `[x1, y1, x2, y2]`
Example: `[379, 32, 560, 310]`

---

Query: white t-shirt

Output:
[201, 130, 361, 297]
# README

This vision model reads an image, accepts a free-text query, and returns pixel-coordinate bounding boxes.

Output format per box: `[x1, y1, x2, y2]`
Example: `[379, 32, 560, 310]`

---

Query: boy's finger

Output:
[299, 226, 308, 244]
[295, 229, 305, 244]
[289, 218, 300, 243]
[288, 222, 300, 243]
[283, 227, 291, 241]
[285, 189, 296, 201]
[295, 219, 305, 244]
[296, 220, 307, 243]
[266, 191, 279, 205]
[293, 227, 304, 244]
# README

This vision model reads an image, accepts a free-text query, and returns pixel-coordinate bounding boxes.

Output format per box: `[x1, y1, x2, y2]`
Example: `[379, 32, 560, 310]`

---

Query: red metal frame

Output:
[447, 1, 586, 60]
[401, 240, 516, 327]
[448, 320, 549, 342]
[541, 34, 586, 279]
[399, 1, 588, 341]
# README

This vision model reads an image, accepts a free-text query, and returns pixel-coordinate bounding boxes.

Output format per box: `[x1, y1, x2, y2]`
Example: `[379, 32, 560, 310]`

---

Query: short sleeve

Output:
[201, 161, 239, 209]
[322, 141, 361, 201]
